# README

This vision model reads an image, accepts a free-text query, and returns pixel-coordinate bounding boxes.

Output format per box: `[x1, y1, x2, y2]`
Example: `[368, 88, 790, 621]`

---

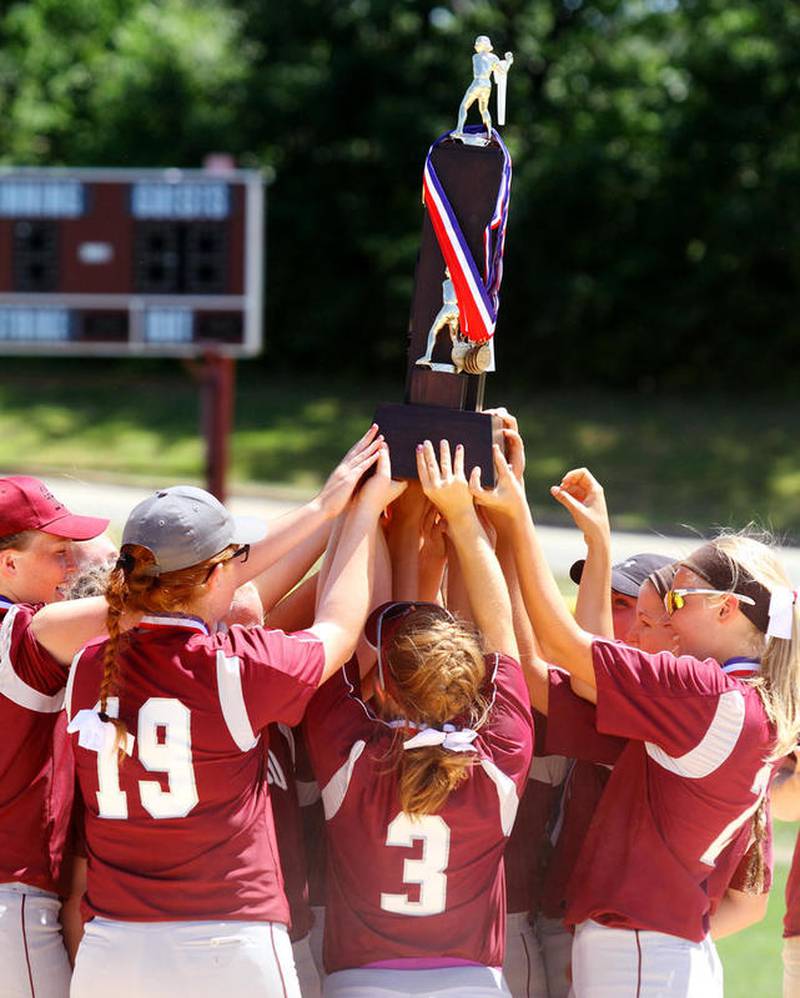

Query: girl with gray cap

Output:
[55, 429, 403, 998]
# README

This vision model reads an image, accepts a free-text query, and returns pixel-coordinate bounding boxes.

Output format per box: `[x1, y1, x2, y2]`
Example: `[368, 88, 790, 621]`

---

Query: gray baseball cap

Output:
[122, 485, 267, 576]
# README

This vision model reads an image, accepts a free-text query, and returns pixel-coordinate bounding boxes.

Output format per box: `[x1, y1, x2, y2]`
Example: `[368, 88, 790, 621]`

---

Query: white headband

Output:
[402, 723, 479, 754]
[767, 587, 798, 641]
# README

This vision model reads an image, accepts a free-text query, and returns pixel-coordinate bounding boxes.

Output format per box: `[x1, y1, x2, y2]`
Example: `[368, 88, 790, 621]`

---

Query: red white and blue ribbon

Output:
[422, 126, 512, 344]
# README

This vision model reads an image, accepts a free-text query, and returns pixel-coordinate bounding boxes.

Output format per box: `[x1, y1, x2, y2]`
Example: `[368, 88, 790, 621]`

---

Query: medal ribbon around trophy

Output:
[422, 126, 512, 345]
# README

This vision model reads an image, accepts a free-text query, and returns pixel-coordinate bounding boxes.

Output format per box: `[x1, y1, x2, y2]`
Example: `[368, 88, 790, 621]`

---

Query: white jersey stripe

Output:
[480, 758, 520, 836]
[0, 605, 64, 713]
[645, 689, 746, 779]
[215, 650, 259, 751]
[321, 740, 367, 820]
[64, 646, 87, 722]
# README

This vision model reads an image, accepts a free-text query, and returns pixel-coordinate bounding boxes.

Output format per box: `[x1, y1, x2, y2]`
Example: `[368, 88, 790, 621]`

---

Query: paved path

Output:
[35, 473, 800, 581]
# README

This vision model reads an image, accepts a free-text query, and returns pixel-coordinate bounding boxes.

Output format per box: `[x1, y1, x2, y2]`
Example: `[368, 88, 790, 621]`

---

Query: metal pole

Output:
[199, 351, 235, 502]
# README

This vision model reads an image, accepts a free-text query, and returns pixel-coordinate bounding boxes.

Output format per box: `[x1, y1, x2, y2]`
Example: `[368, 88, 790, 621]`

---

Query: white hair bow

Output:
[402, 723, 479, 754]
[767, 587, 798, 641]
[67, 709, 135, 756]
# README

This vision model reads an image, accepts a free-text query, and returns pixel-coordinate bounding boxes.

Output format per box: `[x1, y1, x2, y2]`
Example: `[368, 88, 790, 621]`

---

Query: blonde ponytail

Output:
[386, 612, 488, 818]
[713, 532, 800, 759]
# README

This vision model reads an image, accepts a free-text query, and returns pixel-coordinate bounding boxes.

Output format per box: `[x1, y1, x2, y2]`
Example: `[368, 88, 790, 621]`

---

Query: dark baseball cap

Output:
[570, 552, 674, 598]
[0, 475, 109, 541]
[122, 485, 266, 576]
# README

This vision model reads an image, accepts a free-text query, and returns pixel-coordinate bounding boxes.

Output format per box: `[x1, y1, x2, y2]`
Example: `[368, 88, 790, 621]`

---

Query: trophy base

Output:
[374, 402, 503, 486]
[453, 132, 492, 148]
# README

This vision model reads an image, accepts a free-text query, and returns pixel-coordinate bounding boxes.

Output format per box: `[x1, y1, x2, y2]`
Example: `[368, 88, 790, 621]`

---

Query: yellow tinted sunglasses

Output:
[664, 588, 756, 616]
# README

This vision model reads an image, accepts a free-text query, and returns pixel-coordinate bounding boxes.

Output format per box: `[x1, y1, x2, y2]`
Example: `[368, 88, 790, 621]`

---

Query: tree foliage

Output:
[1, 0, 799, 389]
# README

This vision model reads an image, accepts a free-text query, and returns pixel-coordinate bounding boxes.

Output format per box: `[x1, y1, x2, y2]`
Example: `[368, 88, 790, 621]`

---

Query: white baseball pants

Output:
[292, 932, 322, 998]
[309, 905, 326, 981]
[784, 935, 800, 997]
[536, 914, 573, 998]
[571, 919, 722, 997]
[0, 883, 70, 998]
[70, 918, 300, 998]
[323, 965, 511, 997]
[502, 911, 549, 997]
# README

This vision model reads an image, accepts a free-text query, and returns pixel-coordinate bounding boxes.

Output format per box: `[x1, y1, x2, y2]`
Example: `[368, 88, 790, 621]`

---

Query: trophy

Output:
[375, 36, 514, 485]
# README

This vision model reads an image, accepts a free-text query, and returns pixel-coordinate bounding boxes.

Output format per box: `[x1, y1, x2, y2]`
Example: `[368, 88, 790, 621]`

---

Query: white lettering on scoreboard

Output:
[0, 181, 84, 218]
[0, 308, 70, 341]
[131, 183, 229, 220]
[144, 309, 194, 344]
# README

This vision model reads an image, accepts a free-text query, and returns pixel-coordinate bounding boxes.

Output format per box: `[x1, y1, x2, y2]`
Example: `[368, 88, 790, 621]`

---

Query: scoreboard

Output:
[0, 167, 264, 357]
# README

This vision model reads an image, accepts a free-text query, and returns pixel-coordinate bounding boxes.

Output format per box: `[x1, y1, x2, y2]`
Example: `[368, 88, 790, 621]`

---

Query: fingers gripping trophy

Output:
[376, 34, 514, 485]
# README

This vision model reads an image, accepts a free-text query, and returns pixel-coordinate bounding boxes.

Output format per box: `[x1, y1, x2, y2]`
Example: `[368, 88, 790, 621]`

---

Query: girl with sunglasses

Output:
[303, 440, 533, 998]
[471, 441, 800, 997]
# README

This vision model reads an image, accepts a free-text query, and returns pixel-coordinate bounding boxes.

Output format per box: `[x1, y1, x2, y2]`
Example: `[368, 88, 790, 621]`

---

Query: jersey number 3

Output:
[96, 697, 199, 820]
[380, 812, 451, 917]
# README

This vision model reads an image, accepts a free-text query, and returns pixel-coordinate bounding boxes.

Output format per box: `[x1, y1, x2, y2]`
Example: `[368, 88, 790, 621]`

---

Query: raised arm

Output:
[470, 437, 596, 691]
[308, 447, 406, 684]
[417, 440, 517, 661]
[29, 596, 126, 666]
[552, 469, 613, 639]
[232, 424, 384, 589]
[253, 519, 330, 615]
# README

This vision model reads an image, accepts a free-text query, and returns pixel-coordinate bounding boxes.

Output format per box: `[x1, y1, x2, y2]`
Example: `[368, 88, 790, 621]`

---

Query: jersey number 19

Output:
[95, 697, 199, 820]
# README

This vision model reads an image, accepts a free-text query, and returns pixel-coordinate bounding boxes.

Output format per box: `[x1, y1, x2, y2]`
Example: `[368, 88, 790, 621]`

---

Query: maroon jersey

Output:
[0, 601, 74, 895]
[708, 819, 773, 915]
[786, 831, 800, 937]
[505, 712, 568, 915]
[295, 730, 327, 909]
[66, 615, 324, 923]
[540, 761, 611, 921]
[564, 640, 776, 942]
[267, 723, 312, 940]
[304, 654, 534, 973]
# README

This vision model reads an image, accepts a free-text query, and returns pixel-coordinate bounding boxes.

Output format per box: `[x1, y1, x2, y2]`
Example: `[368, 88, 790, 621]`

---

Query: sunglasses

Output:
[664, 587, 756, 616]
[203, 544, 250, 583]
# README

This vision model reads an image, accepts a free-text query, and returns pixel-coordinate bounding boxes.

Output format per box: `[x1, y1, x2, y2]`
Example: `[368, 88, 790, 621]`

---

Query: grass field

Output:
[718, 820, 795, 997]
[2, 358, 800, 539]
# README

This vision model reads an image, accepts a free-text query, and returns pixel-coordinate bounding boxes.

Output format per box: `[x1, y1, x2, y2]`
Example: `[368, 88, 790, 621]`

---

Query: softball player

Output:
[769, 747, 800, 995]
[474, 446, 797, 997]
[0, 475, 108, 998]
[61, 445, 400, 998]
[304, 441, 533, 997]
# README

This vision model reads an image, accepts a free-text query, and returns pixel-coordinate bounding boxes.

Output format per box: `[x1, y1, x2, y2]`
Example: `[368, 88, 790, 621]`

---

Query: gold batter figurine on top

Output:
[455, 35, 514, 144]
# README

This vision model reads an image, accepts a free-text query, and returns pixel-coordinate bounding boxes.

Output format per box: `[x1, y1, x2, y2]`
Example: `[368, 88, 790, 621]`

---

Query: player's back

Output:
[304, 654, 533, 972]
[67, 616, 324, 924]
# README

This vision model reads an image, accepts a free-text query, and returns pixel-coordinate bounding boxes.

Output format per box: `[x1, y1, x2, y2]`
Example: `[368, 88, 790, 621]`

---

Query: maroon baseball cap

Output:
[0, 476, 109, 541]
[365, 601, 454, 689]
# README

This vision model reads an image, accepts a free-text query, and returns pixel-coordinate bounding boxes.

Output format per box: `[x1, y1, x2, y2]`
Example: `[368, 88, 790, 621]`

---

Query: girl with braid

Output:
[62, 429, 404, 998]
[304, 441, 533, 998]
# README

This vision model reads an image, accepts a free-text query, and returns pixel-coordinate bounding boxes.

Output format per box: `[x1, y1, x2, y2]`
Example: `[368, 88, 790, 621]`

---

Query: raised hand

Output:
[416, 440, 474, 521]
[469, 438, 527, 516]
[316, 424, 384, 518]
[419, 500, 447, 563]
[358, 444, 407, 513]
[550, 467, 610, 543]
